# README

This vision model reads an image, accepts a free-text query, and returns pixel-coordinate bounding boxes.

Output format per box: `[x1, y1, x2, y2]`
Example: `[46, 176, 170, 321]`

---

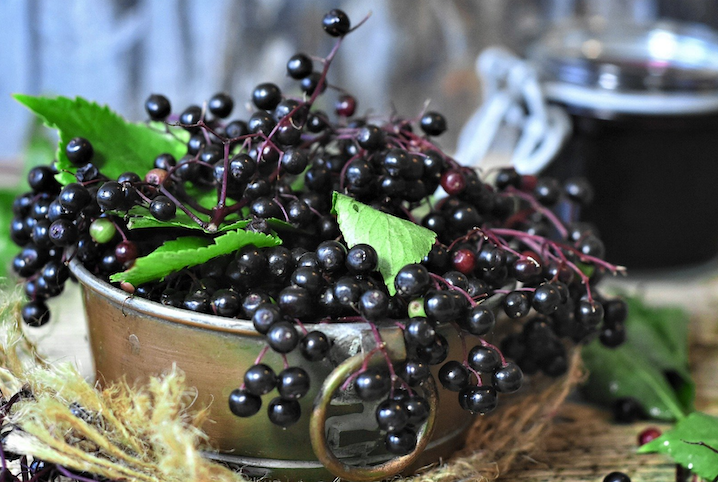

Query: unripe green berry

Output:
[89, 218, 116, 244]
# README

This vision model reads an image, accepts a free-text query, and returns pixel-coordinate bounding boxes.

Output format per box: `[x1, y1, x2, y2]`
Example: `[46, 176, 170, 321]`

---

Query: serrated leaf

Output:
[581, 296, 693, 421]
[109, 229, 281, 286]
[331, 192, 436, 295]
[124, 207, 247, 233]
[639, 412, 718, 480]
[13, 95, 187, 186]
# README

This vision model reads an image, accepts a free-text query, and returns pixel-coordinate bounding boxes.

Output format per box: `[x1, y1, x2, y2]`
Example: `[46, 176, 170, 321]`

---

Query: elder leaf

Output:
[639, 412, 718, 481]
[581, 295, 693, 421]
[109, 229, 281, 286]
[13, 95, 187, 186]
[331, 192, 436, 295]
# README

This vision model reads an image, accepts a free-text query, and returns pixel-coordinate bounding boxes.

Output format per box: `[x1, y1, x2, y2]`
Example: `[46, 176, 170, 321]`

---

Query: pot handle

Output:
[309, 352, 438, 482]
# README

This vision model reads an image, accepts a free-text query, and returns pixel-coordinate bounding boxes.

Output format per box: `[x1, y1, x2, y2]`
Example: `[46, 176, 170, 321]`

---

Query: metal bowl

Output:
[69, 258, 507, 481]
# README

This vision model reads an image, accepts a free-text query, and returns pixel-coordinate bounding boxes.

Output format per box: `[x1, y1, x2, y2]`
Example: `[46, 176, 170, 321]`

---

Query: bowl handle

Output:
[309, 351, 438, 482]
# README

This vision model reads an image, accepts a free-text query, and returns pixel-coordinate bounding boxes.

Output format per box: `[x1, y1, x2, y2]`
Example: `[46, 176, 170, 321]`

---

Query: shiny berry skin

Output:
[468, 345, 501, 372]
[345, 244, 378, 274]
[466, 306, 495, 336]
[49, 219, 79, 247]
[357, 125, 385, 150]
[252, 303, 281, 335]
[394, 264, 430, 298]
[22, 300, 50, 327]
[492, 363, 523, 393]
[503, 291, 530, 319]
[354, 367, 391, 401]
[228, 389, 261, 417]
[404, 317, 436, 346]
[532, 283, 561, 315]
[267, 397, 301, 428]
[403, 395, 430, 426]
[145, 94, 171, 120]
[225, 120, 249, 139]
[385, 428, 417, 455]
[59, 183, 91, 213]
[638, 427, 661, 446]
[287, 53, 313, 79]
[179, 105, 203, 128]
[316, 240, 347, 273]
[420, 111, 447, 136]
[266, 321, 299, 354]
[300, 72, 325, 96]
[322, 9, 350, 37]
[416, 334, 449, 365]
[513, 258, 541, 282]
[208, 92, 234, 118]
[399, 359, 431, 386]
[252, 83, 282, 111]
[115, 240, 139, 265]
[210, 289, 241, 317]
[335, 95, 356, 117]
[96, 181, 124, 211]
[280, 149, 309, 175]
[452, 248, 476, 275]
[376, 399, 409, 432]
[277, 367, 310, 400]
[440, 170, 466, 196]
[149, 195, 176, 221]
[438, 360, 470, 392]
[459, 385, 498, 414]
[65, 137, 94, 166]
[603, 472, 631, 482]
[359, 289, 389, 321]
[244, 364, 277, 396]
[28, 166, 59, 193]
[576, 299, 604, 327]
[300, 331, 331, 361]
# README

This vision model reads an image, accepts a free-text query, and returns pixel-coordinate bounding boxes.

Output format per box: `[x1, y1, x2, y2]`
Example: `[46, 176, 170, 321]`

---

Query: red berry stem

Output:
[506, 187, 569, 239]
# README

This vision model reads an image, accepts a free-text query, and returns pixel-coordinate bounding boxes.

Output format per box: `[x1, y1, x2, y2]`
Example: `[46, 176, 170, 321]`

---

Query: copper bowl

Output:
[69, 259, 507, 481]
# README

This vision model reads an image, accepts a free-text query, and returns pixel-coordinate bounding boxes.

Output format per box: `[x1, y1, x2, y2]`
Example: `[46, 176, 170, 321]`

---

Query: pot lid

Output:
[529, 20, 718, 93]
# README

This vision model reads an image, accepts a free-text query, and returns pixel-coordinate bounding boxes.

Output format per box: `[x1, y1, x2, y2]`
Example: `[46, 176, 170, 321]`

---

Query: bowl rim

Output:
[69, 258, 508, 336]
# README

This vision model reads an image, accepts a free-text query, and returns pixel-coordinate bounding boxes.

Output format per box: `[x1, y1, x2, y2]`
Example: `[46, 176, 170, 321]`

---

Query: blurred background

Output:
[2, 0, 718, 165]
[4, 0, 718, 270]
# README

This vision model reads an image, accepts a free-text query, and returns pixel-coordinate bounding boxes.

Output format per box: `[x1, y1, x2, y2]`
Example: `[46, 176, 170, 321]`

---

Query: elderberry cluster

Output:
[9, 8, 626, 459]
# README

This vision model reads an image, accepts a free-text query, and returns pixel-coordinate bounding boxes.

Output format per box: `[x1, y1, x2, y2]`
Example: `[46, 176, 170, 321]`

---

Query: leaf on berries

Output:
[638, 412, 718, 481]
[331, 192, 436, 295]
[13, 95, 187, 186]
[125, 207, 248, 233]
[109, 229, 281, 286]
[581, 296, 693, 421]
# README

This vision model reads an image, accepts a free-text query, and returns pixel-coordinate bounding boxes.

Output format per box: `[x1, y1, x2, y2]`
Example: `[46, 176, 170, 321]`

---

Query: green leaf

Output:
[639, 412, 718, 480]
[23, 117, 57, 177]
[331, 192, 436, 295]
[13, 95, 187, 186]
[581, 295, 693, 421]
[109, 229, 281, 286]
[0, 189, 23, 278]
[582, 342, 687, 421]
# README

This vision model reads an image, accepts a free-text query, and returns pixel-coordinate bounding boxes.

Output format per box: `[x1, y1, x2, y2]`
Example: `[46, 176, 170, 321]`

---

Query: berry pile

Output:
[9, 8, 626, 458]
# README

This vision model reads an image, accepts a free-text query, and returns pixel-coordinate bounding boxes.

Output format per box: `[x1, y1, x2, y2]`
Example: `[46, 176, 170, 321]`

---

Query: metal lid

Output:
[528, 20, 718, 114]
